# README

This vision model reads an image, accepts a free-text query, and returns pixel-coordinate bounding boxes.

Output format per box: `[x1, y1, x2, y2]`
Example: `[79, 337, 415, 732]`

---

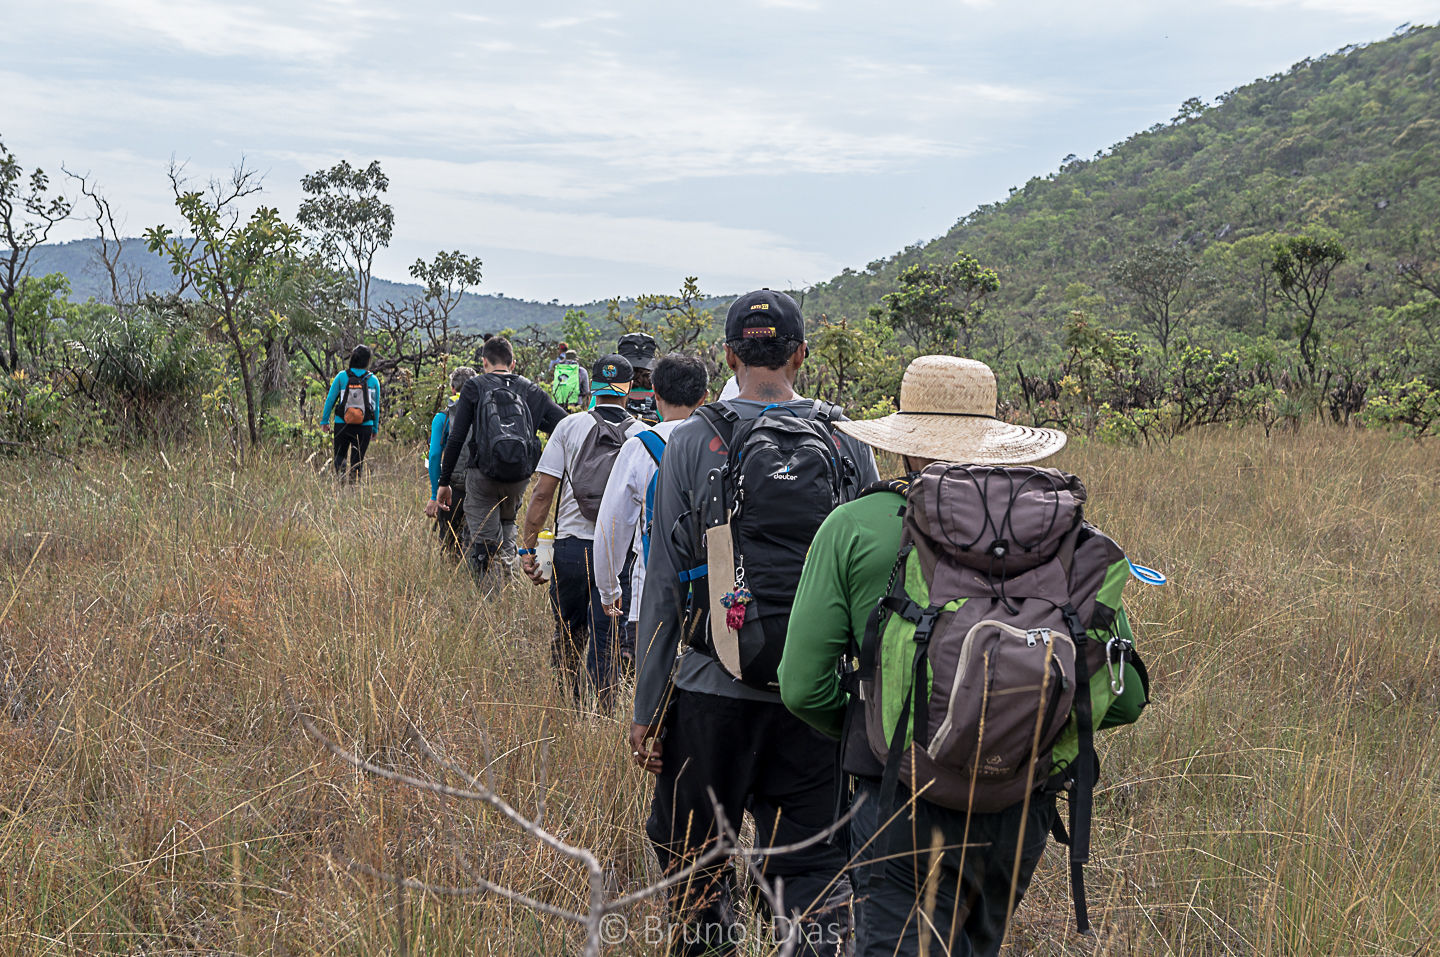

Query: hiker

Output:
[425, 366, 478, 559]
[616, 332, 660, 424]
[321, 344, 381, 482]
[520, 354, 645, 708]
[551, 348, 590, 411]
[631, 290, 877, 956]
[435, 337, 566, 581]
[778, 355, 1150, 956]
[592, 354, 709, 668]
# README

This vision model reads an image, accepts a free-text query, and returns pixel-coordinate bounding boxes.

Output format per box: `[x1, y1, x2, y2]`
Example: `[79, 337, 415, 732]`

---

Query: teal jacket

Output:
[322, 369, 381, 430]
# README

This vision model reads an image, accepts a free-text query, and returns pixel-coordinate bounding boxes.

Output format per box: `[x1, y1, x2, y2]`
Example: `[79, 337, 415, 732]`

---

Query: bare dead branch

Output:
[347, 858, 586, 924]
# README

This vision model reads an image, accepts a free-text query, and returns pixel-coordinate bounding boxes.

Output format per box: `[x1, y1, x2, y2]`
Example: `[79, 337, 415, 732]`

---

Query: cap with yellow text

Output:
[724, 289, 805, 343]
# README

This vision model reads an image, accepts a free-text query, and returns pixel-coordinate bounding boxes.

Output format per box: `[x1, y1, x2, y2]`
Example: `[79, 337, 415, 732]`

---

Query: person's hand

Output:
[522, 554, 546, 585]
[424, 500, 440, 518]
[436, 486, 452, 511]
[602, 598, 624, 619]
[629, 723, 663, 774]
[321, 423, 331, 433]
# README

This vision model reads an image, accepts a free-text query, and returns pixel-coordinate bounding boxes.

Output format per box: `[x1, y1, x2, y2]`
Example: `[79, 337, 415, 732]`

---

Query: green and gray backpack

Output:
[853, 463, 1150, 934]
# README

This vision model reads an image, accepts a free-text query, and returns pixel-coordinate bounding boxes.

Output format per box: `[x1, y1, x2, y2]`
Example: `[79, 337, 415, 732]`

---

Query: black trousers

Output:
[645, 689, 851, 956]
[848, 778, 1055, 957]
[332, 424, 372, 480]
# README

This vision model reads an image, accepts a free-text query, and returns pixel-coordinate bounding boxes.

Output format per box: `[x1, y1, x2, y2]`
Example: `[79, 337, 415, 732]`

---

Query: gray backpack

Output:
[568, 409, 633, 522]
[854, 464, 1149, 933]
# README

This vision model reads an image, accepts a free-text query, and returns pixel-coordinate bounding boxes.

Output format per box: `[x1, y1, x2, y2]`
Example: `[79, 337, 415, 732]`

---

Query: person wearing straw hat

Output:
[778, 355, 1128, 956]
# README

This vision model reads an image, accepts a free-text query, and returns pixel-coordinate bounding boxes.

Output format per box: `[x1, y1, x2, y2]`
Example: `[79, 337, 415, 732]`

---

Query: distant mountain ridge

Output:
[28, 238, 590, 332]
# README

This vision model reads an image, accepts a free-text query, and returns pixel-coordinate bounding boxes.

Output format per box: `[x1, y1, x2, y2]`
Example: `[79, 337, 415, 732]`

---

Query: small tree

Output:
[880, 253, 999, 353]
[0, 137, 72, 373]
[1270, 230, 1347, 384]
[146, 165, 302, 446]
[409, 250, 484, 358]
[297, 160, 393, 338]
[1109, 243, 1214, 356]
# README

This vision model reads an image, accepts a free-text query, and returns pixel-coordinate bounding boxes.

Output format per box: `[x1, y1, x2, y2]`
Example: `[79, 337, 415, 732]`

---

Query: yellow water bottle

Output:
[536, 530, 555, 582]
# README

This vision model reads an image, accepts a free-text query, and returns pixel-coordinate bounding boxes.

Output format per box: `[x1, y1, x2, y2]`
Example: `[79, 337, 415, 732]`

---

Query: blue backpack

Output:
[636, 430, 667, 561]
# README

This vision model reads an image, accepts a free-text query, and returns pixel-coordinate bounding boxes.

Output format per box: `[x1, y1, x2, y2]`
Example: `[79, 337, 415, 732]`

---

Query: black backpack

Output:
[472, 375, 541, 483]
[694, 400, 855, 690]
[568, 409, 634, 522]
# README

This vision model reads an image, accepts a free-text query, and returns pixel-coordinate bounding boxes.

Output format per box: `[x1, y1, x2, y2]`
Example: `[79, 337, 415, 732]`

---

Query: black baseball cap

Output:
[724, 289, 804, 343]
[591, 353, 634, 397]
[616, 332, 658, 371]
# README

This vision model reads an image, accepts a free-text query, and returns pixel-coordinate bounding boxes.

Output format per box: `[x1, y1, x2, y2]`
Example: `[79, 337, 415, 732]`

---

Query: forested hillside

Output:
[805, 23, 1440, 396]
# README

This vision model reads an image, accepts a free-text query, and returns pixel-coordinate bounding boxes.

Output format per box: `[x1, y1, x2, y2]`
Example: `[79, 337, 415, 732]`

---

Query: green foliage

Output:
[1269, 229, 1347, 382]
[1, 135, 73, 374]
[1108, 243, 1215, 355]
[297, 159, 393, 329]
[559, 308, 601, 364]
[1363, 377, 1440, 438]
[146, 171, 304, 446]
[878, 253, 999, 353]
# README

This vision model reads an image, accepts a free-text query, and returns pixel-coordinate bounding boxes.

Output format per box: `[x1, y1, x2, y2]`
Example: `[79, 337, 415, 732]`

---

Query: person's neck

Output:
[594, 396, 628, 409]
[737, 370, 795, 403]
[656, 401, 701, 422]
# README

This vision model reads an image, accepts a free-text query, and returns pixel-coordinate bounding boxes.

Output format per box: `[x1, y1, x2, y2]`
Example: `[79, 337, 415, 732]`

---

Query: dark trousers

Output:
[548, 536, 632, 708]
[332, 424, 372, 481]
[645, 690, 851, 957]
[848, 778, 1055, 957]
[437, 483, 469, 560]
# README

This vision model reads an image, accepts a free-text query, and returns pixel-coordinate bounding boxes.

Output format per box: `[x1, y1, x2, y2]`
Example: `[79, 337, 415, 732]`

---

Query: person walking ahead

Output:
[321, 344, 381, 482]
[632, 290, 877, 956]
[426, 365, 478, 559]
[520, 355, 645, 708]
[592, 353, 709, 667]
[436, 337, 566, 580]
[779, 355, 1149, 956]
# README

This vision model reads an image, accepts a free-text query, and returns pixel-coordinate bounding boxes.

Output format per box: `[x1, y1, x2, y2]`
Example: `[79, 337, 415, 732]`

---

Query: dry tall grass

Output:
[0, 427, 1436, 955]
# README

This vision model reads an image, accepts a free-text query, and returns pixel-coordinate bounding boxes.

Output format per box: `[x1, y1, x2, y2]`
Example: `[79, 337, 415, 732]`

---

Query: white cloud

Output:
[1220, 0, 1440, 18]
[538, 11, 619, 29]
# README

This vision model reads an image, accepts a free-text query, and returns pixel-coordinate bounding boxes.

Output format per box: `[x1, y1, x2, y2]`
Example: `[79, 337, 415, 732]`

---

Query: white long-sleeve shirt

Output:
[592, 418, 688, 623]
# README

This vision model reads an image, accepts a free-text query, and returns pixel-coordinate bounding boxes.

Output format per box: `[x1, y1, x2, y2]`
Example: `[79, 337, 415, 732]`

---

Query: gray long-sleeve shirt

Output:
[633, 398, 879, 725]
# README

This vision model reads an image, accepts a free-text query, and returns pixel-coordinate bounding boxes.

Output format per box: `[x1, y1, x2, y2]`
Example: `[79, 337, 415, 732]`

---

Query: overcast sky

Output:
[6, 1, 1440, 303]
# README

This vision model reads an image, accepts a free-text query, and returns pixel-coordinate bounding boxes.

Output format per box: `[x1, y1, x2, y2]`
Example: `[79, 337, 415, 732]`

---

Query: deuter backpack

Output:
[691, 400, 857, 690]
[851, 464, 1150, 934]
[568, 409, 634, 522]
[472, 375, 541, 483]
[339, 371, 372, 425]
[553, 361, 582, 407]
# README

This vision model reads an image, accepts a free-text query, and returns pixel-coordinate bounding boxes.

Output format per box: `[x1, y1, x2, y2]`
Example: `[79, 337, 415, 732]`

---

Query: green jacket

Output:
[778, 489, 907, 739]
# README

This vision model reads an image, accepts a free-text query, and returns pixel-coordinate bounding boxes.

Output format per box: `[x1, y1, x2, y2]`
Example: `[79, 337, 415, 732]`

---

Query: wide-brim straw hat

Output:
[838, 356, 1067, 464]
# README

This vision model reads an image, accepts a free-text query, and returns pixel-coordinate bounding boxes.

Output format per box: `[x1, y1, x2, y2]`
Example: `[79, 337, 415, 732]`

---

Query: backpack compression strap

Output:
[1055, 519, 1098, 936]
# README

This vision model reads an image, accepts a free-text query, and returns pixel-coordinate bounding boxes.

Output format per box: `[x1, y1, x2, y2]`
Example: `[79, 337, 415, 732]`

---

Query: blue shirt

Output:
[427, 404, 452, 499]
[322, 368, 381, 429]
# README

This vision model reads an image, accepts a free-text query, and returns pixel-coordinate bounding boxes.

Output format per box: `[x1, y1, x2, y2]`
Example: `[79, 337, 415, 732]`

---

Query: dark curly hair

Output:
[727, 337, 801, 371]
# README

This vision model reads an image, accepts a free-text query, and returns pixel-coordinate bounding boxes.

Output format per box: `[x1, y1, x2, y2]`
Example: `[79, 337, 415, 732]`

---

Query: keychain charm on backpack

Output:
[721, 561, 752, 632]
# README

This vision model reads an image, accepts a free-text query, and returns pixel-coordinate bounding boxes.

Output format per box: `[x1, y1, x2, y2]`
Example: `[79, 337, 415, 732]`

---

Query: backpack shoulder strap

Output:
[859, 476, 912, 503]
[636, 429, 666, 466]
[695, 401, 738, 451]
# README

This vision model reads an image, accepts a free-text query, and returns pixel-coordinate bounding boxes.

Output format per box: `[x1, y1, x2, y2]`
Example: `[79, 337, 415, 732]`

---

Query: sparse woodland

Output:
[2, 21, 1440, 957]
